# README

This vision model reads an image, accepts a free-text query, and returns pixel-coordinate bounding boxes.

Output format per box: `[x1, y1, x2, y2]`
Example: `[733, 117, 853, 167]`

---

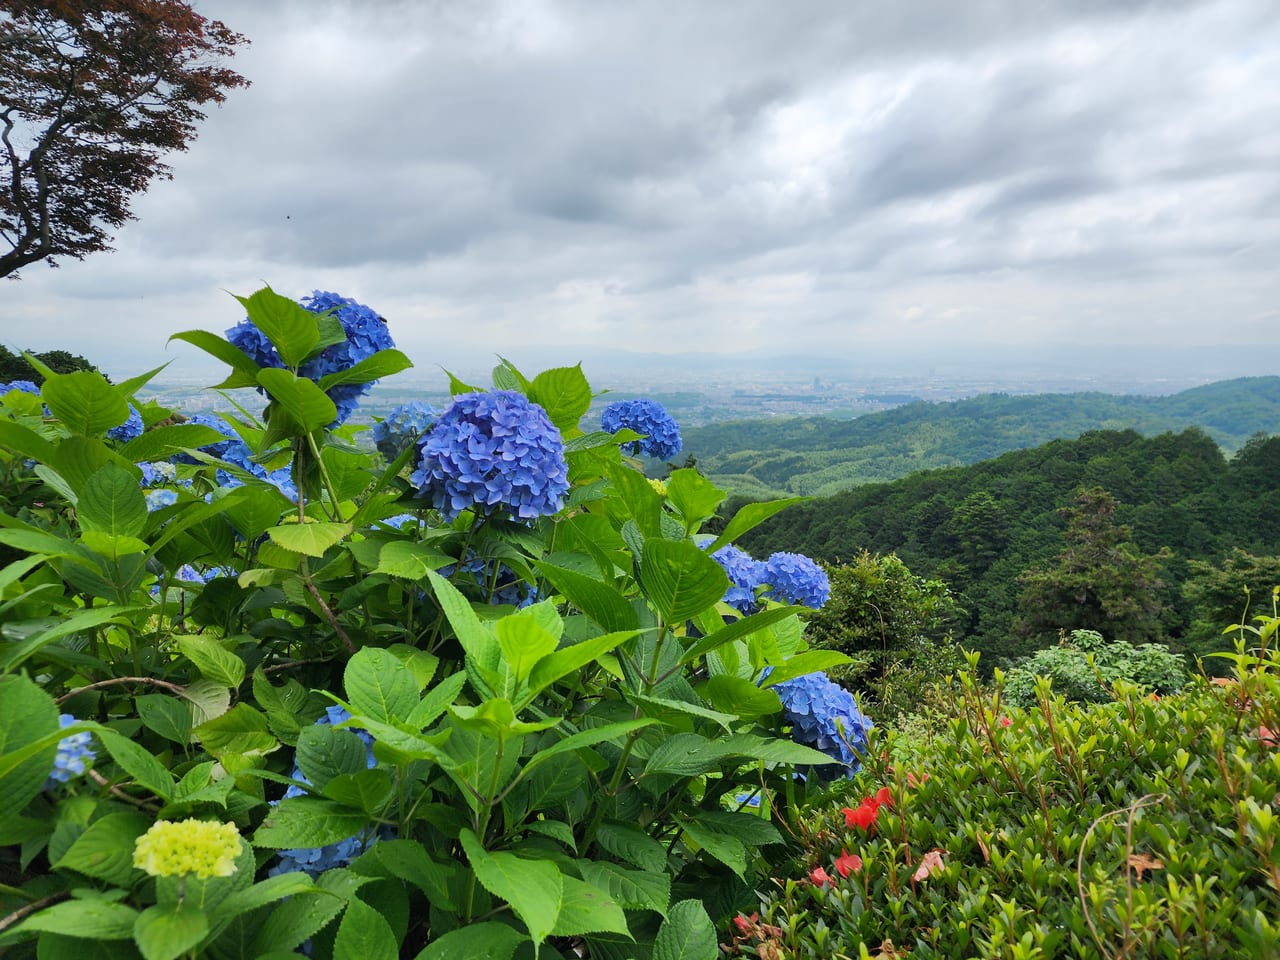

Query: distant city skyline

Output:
[6, 0, 1279, 381]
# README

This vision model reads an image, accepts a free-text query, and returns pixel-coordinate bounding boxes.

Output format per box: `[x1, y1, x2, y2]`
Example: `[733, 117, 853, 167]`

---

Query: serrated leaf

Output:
[267, 521, 352, 558]
[92, 727, 175, 800]
[192, 703, 276, 757]
[41, 371, 128, 437]
[344, 647, 419, 724]
[333, 895, 398, 960]
[640, 540, 729, 624]
[665, 469, 725, 530]
[175, 635, 246, 688]
[579, 861, 671, 917]
[118, 423, 232, 463]
[318, 349, 413, 391]
[412, 922, 525, 960]
[596, 823, 668, 873]
[233, 286, 321, 367]
[552, 874, 632, 938]
[459, 829, 562, 947]
[53, 812, 150, 886]
[253, 797, 370, 850]
[9, 899, 139, 940]
[296, 724, 369, 789]
[77, 464, 147, 539]
[534, 561, 638, 634]
[0, 675, 60, 812]
[372, 540, 452, 579]
[529, 364, 592, 432]
[653, 900, 717, 960]
[133, 903, 208, 960]
[758, 650, 854, 687]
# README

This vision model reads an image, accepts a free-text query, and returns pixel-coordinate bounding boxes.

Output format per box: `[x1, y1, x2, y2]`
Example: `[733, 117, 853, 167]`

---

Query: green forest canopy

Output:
[737, 427, 1280, 664]
[681, 376, 1280, 499]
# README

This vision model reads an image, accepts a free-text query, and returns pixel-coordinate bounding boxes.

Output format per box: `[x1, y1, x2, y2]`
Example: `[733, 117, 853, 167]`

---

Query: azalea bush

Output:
[733, 638, 1280, 959]
[0, 286, 870, 960]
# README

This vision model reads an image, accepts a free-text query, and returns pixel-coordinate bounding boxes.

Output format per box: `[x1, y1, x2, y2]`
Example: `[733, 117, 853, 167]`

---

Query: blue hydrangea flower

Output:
[709, 544, 767, 614]
[371, 401, 436, 462]
[107, 404, 144, 443]
[1, 380, 40, 395]
[763, 552, 830, 609]
[271, 707, 390, 877]
[145, 488, 179, 511]
[226, 290, 395, 426]
[380, 513, 420, 530]
[138, 461, 177, 486]
[45, 714, 95, 789]
[212, 437, 298, 502]
[600, 398, 683, 461]
[763, 669, 872, 773]
[175, 414, 240, 463]
[411, 390, 569, 521]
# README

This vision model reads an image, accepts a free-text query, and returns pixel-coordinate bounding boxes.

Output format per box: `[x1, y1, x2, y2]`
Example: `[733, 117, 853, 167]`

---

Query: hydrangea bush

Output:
[0, 286, 860, 960]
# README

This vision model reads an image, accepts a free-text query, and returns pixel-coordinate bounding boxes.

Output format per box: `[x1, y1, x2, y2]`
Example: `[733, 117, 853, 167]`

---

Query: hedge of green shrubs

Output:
[733, 639, 1280, 959]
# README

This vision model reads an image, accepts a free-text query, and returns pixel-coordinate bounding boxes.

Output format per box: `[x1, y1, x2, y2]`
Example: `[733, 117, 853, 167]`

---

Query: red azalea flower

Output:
[733, 913, 758, 934]
[844, 798, 879, 830]
[999, 716, 1012, 727]
[834, 850, 863, 877]
[906, 771, 929, 788]
[1259, 725, 1278, 747]
[874, 786, 893, 808]
[810, 865, 833, 887]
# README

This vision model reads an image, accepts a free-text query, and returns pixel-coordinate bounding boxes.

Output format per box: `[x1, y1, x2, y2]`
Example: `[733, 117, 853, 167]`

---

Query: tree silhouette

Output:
[1, 0, 248, 278]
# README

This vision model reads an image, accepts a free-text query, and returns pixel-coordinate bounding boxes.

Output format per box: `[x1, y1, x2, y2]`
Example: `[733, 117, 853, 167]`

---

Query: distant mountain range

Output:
[681, 376, 1280, 499]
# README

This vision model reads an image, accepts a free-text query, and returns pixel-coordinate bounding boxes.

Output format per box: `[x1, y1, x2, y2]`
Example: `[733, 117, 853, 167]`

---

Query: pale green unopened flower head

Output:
[133, 819, 243, 879]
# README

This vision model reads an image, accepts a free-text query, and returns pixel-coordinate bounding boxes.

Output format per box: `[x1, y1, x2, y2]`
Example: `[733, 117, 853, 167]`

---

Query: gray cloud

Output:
[5, 0, 1278, 378]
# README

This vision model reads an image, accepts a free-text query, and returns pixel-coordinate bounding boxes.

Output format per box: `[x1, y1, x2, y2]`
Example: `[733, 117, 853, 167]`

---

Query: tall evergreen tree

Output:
[1016, 486, 1171, 647]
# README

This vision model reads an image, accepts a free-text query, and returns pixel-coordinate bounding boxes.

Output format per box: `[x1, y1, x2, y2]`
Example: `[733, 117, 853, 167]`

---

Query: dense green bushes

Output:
[1002, 630, 1190, 708]
[0, 288, 867, 959]
[735, 642, 1280, 959]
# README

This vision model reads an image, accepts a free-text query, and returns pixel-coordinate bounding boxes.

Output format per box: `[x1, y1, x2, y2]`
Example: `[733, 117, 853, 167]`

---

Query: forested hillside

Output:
[682, 376, 1280, 498]
[735, 428, 1280, 663]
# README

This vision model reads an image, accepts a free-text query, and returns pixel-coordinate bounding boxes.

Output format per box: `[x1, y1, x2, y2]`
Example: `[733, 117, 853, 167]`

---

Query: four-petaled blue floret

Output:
[763, 551, 830, 609]
[600, 398, 683, 461]
[226, 290, 396, 426]
[710, 544, 767, 614]
[410, 390, 569, 521]
[107, 404, 144, 443]
[271, 706, 390, 877]
[45, 714, 95, 789]
[372, 401, 436, 462]
[763, 669, 872, 773]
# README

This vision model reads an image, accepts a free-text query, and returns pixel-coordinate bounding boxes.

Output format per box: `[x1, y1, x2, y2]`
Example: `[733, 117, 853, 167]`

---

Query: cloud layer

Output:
[6, 0, 1278, 376]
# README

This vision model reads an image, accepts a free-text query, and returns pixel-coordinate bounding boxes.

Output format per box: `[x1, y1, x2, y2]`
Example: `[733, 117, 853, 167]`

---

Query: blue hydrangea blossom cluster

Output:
[45, 714, 95, 789]
[272, 706, 391, 877]
[177, 414, 239, 461]
[763, 551, 831, 609]
[711, 545, 767, 614]
[600, 398, 683, 461]
[227, 290, 395, 425]
[410, 390, 569, 521]
[213, 437, 297, 502]
[106, 404, 143, 443]
[763, 669, 872, 773]
[1, 380, 40, 395]
[371, 401, 436, 462]
[707, 545, 829, 612]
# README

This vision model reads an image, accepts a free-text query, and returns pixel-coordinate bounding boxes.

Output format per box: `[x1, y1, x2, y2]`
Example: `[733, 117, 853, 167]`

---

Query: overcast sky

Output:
[6, 0, 1279, 380]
